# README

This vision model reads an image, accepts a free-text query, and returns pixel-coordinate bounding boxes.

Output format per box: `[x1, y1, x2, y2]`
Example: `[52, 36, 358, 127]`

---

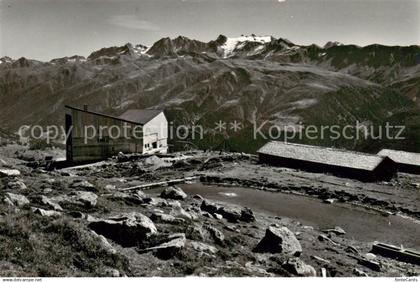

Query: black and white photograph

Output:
[0, 0, 419, 279]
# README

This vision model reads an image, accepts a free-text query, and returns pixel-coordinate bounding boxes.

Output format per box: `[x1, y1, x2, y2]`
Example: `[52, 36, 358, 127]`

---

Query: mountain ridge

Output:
[2, 34, 419, 64]
[0, 34, 419, 153]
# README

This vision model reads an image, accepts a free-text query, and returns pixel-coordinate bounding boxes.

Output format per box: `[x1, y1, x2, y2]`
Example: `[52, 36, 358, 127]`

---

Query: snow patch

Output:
[253, 45, 265, 53]
[113, 100, 134, 110]
[306, 82, 337, 92]
[97, 55, 116, 60]
[289, 98, 318, 109]
[134, 44, 150, 55]
[219, 99, 239, 108]
[221, 35, 272, 58]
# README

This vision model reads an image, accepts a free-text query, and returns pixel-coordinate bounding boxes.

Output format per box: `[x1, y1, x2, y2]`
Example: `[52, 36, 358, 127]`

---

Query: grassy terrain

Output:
[0, 206, 129, 276]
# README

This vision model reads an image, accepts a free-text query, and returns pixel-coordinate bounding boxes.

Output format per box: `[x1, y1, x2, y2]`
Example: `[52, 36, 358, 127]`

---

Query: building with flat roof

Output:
[257, 141, 397, 182]
[65, 105, 168, 163]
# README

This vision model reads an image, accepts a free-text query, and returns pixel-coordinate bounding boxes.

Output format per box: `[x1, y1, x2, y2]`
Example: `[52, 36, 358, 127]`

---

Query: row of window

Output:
[145, 142, 158, 149]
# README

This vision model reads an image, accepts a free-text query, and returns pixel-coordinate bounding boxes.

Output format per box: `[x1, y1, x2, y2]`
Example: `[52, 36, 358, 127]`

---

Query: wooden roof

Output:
[378, 149, 420, 167]
[118, 109, 162, 125]
[257, 141, 388, 171]
[65, 105, 163, 125]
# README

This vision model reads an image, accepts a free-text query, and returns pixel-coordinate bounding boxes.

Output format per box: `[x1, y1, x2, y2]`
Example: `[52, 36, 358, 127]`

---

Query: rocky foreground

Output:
[0, 147, 420, 277]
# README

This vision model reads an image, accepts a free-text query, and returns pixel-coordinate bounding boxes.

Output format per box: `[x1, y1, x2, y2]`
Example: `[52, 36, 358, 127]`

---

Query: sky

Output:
[0, 0, 419, 61]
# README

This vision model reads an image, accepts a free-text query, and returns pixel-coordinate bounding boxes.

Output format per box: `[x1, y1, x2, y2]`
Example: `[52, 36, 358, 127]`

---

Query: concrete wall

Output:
[142, 112, 168, 154]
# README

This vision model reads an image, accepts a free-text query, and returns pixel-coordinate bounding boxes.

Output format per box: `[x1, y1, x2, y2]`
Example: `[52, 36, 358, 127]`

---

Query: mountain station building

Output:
[257, 141, 397, 182]
[65, 105, 168, 163]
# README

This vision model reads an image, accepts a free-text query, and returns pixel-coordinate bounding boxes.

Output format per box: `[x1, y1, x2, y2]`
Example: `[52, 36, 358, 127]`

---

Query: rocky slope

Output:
[1, 149, 419, 276]
[0, 35, 419, 152]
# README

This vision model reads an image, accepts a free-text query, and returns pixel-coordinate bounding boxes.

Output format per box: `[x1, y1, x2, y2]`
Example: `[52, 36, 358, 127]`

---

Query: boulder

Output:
[147, 197, 169, 207]
[364, 253, 377, 260]
[4, 197, 14, 206]
[107, 191, 150, 205]
[88, 212, 157, 247]
[40, 195, 63, 211]
[190, 241, 218, 255]
[56, 191, 98, 208]
[104, 184, 116, 191]
[170, 205, 198, 220]
[186, 223, 206, 241]
[172, 159, 192, 169]
[142, 155, 172, 170]
[72, 191, 98, 207]
[71, 180, 96, 191]
[200, 200, 222, 214]
[68, 211, 85, 219]
[218, 206, 242, 223]
[160, 186, 187, 200]
[353, 268, 369, 277]
[43, 188, 53, 194]
[204, 224, 225, 245]
[254, 226, 302, 256]
[117, 151, 129, 162]
[91, 231, 117, 254]
[322, 226, 346, 235]
[240, 207, 256, 223]
[4, 193, 29, 207]
[0, 169, 20, 177]
[44, 178, 56, 184]
[150, 212, 185, 224]
[32, 208, 62, 218]
[283, 258, 316, 277]
[166, 200, 182, 208]
[311, 255, 330, 264]
[201, 200, 255, 223]
[202, 212, 213, 218]
[193, 194, 204, 200]
[213, 213, 223, 220]
[139, 233, 186, 259]
[345, 245, 360, 255]
[225, 225, 240, 233]
[135, 190, 147, 198]
[318, 234, 338, 245]
[103, 268, 120, 277]
[245, 262, 273, 277]
[7, 180, 27, 190]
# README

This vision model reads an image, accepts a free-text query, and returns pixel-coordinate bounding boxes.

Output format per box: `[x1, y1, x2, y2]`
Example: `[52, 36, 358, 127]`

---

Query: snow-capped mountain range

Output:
[0, 35, 419, 152]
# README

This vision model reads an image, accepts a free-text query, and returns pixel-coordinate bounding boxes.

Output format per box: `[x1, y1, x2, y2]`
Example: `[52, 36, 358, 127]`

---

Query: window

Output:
[152, 142, 157, 149]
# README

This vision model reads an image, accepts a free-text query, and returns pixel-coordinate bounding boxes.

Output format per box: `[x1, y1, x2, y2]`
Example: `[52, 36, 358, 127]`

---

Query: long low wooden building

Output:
[257, 141, 397, 182]
[377, 149, 420, 174]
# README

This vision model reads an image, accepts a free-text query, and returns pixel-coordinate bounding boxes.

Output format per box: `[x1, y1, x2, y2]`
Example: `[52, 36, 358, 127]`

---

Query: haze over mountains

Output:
[0, 35, 419, 153]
